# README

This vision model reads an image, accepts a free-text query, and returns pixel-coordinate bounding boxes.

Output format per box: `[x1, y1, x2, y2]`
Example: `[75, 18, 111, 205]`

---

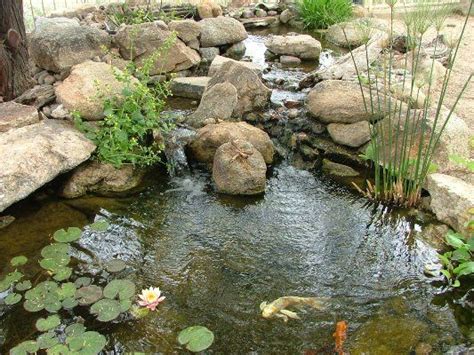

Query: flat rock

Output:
[200, 17, 248, 47]
[168, 19, 202, 44]
[322, 159, 360, 177]
[170, 76, 210, 99]
[0, 102, 40, 133]
[327, 121, 371, 148]
[15, 84, 56, 109]
[0, 120, 95, 212]
[426, 174, 474, 235]
[208, 55, 263, 76]
[266, 34, 321, 60]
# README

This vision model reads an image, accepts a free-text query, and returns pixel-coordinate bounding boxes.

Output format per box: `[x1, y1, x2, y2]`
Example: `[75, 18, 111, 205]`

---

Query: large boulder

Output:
[207, 61, 271, 116]
[197, 0, 223, 19]
[306, 80, 399, 124]
[60, 161, 144, 198]
[199, 17, 248, 47]
[0, 102, 40, 133]
[208, 55, 263, 76]
[187, 83, 238, 128]
[55, 61, 132, 121]
[115, 22, 201, 75]
[168, 19, 202, 45]
[265, 34, 321, 60]
[0, 120, 95, 212]
[189, 121, 274, 165]
[326, 18, 387, 48]
[29, 17, 110, 73]
[327, 121, 371, 148]
[426, 174, 474, 236]
[213, 139, 266, 195]
[170, 76, 210, 99]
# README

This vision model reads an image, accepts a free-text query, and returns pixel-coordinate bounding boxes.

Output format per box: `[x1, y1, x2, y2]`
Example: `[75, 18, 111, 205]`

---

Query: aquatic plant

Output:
[178, 326, 215, 353]
[297, 0, 352, 29]
[74, 34, 176, 169]
[345, 0, 473, 207]
[0, 220, 141, 354]
[138, 286, 166, 311]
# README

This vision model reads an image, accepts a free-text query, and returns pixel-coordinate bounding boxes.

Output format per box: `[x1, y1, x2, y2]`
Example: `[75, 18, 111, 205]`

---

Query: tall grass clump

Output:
[345, 0, 472, 207]
[297, 0, 353, 29]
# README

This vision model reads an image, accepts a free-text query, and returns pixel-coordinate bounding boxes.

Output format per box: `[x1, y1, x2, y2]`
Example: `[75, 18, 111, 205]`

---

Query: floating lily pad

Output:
[178, 326, 215, 353]
[119, 299, 132, 312]
[47, 344, 69, 355]
[53, 267, 72, 282]
[36, 314, 61, 332]
[53, 227, 82, 243]
[105, 259, 127, 273]
[0, 271, 23, 292]
[89, 220, 110, 232]
[90, 299, 122, 322]
[103, 279, 135, 300]
[66, 331, 106, 353]
[16, 280, 32, 291]
[65, 323, 86, 337]
[10, 340, 39, 355]
[41, 243, 70, 259]
[24, 281, 60, 313]
[37, 331, 59, 349]
[74, 277, 92, 288]
[10, 255, 28, 267]
[62, 297, 79, 309]
[39, 256, 70, 272]
[57, 282, 76, 299]
[75, 285, 103, 306]
[5, 292, 22, 305]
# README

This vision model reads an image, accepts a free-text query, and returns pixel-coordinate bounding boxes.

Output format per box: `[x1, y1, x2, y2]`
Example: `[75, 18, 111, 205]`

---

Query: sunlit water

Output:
[0, 165, 470, 353]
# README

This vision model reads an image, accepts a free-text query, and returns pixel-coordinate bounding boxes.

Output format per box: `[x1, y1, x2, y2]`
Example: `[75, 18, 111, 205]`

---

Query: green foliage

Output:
[10, 256, 28, 267]
[178, 326, 215, 353]
[109, 5, 156, 26]
[36, 315, 61, 332]
[53, 227, 82, 243]
[74, 35, 176, 169]
[90, 220, 110, 232]
[450, 154, 474, 172]
[297, 0, 352, 29]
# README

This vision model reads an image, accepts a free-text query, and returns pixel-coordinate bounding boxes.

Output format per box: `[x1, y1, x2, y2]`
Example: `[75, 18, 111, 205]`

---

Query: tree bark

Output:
[0, 0, 33, 101]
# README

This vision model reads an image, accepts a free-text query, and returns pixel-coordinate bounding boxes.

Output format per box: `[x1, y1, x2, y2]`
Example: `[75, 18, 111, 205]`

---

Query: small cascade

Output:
[164, 127, 197, 177]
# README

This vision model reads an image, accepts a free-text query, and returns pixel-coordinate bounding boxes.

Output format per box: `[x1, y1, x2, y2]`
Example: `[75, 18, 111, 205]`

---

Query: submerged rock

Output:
[60, 161, 145, 198]
[55, 61, 132, 121]
[213, 139, 266, 195]
[29, 17, 110, 73]
[207, 61, 271, 117]
[0, 102, 40, 133]
[189, 121, 274, 165]
[199, 17, 248, 47]
[426, 173, 474, 236]
[327, 121, 371, 148]
[322, 159, 360, 177]
[265, 34, 322, 60]
[0, 120, 95, 212]
[187, 82, 238, 128]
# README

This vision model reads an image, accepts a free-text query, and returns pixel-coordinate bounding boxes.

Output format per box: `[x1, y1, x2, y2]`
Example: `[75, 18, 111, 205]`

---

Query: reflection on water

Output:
[0, 164, 469, 353]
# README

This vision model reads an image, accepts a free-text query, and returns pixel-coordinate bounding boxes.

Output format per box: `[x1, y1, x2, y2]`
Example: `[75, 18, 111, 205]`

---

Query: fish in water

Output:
[333, 320, 348, 355]
[260, 296, 327, 322]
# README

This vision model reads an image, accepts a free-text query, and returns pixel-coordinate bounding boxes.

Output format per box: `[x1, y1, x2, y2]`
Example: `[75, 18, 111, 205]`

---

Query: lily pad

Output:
[0, 271, 23, 292]
[10, 255, 28, 267]
[89, 220, 110, 232]
[90, 299, 122, 322]
[39, 256, 71, 272]
[47, 344, 69, 354]
[52, 267, 72, 282]
[10, 340, 39, 355]
[66, 331, 106, 353]
[5, 292, 22, 305]
[74, 277, 92, 288]
[53, 227, 82, 243]
[105, 259, 127, 273]
[65, 323, 86, 337]
[16, 280, 32, 291]
[178, 326, 215, 353]
[24, 281, 60, 313]
[103, 279, 135, 300]
[36, 314, 61, 332]
[41, 243, 70, 259]
[37, 331, 59, 349]
[62, 297, 79, 309]
[120, 299, 132, 312]
[75, 285, 103, 306]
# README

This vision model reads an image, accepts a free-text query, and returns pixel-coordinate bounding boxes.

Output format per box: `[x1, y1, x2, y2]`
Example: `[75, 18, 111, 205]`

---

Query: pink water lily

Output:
[137, 287, 165, 311]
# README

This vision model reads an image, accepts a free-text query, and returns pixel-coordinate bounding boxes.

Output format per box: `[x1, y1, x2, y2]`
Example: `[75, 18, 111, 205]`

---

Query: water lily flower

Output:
[138, 287, 165, 311]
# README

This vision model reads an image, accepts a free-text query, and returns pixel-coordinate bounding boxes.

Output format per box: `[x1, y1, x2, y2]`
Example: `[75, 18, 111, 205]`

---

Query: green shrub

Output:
[74, 35, 176, 169]
[297, 0, 352, 29]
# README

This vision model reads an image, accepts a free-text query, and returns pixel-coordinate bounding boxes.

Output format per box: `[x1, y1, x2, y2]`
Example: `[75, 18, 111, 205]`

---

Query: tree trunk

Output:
[0, 0, 33, 101]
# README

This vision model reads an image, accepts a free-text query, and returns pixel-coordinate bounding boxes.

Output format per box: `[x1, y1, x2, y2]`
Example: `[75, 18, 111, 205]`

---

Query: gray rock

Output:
[170, 76, 211, 99]
[199, 47, 220, 63]
[200, 17, 248, 47]
[322, 159, 360, 177]
[280, 55, 301, 67]
[255, 9, 267, 17]
[29, 17, 111, 73]
[60, 161, 144, 198]
[242, 9, 255, 18]
[168, 19, 202, 44]
[207, 60, 271, 117]
[327, 121, 371, 148]
[213, 139, 266, 195]
[51, 104, 71, 120]
[326, 18, 387, 48]
[187, 82, 238, 128]
[115, 22, 201, 75]
[0, 102, 40, 133]
[225, 41, 247, 60]
[426, 174, 474, 235]
[208, 55, 263, 76]
[0, 120, 95, 212]
[14, 84, 56, 109]
[265, 34, 321, 59]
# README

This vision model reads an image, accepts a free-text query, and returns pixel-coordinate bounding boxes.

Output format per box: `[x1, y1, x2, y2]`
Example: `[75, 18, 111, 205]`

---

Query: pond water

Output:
[1, 25, 473, 354]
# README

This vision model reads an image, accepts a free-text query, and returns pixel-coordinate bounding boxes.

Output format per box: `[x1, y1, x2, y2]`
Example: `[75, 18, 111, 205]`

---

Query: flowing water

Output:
[0, 27, 473, 354]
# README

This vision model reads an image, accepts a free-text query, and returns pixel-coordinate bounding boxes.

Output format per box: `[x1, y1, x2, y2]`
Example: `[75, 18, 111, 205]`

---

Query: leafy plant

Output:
[74, 35, 176, 169]
[297, 0, 352, 29]
[108, 4, 156, 26]
[346, 0, 473, 207]
[178, 326, 215, 353]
